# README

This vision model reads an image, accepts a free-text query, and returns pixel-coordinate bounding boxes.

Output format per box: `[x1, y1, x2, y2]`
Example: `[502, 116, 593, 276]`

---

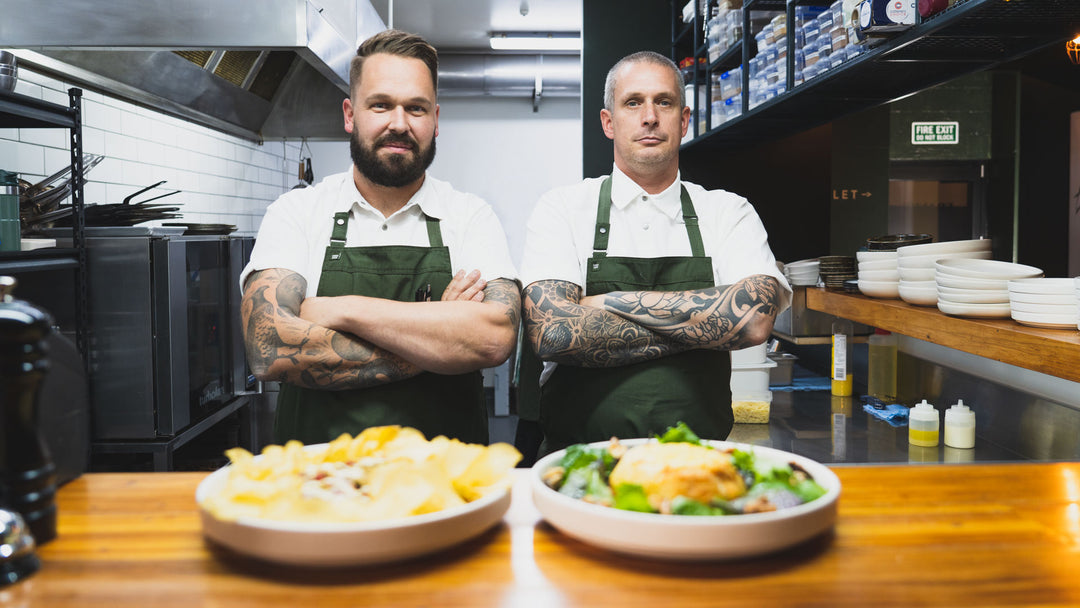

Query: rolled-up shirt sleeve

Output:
[520, 188, 585, 289]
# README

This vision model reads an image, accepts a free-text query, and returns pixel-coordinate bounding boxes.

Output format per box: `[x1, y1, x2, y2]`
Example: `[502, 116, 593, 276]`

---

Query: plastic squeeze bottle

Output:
[867, 329, 897, 402]
[908, 399, 940, 447]
[944, 400, 975, 449]
[831, 318, 854, 396]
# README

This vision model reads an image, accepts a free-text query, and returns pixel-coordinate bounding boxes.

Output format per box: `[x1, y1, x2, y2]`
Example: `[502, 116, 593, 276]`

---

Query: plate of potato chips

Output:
[196, 425, 521, 566]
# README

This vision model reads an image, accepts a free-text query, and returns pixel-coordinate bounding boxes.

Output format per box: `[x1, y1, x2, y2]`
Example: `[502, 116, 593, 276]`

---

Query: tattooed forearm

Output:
[600, 275, 780, 350]
[522, 280, 691, 368]
[483, 278, 522, 328]
[241, 268, 421, 390]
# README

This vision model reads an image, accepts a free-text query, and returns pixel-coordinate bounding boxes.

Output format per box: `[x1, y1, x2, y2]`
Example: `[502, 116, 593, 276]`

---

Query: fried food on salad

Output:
[200, 425, 521, 523]
[609, 442, 746, 511]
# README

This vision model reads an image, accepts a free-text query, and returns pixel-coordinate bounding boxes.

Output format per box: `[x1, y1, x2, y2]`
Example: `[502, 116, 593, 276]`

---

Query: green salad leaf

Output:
[613, 483, 653, 512]
[655, 421, 705, 446]
[670, 496, 732, 516]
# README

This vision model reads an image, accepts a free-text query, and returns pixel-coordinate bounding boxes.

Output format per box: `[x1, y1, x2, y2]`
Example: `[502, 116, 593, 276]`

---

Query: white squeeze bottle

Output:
[944, 400, 976, 449]
[908, 399, 939, 447]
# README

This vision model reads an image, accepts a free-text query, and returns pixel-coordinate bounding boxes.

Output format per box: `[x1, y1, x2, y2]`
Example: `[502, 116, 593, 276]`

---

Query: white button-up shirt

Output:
[242, 171, 518, 297]
[520, 165, 791, 309]
[520, 166, 792, 386]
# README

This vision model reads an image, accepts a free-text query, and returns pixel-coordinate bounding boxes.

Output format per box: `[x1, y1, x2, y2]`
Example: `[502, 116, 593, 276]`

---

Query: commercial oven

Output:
[85, 228, 254, 440]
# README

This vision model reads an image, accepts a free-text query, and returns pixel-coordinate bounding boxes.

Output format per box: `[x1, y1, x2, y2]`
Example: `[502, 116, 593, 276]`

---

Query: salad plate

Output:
[531, 437, 840, 561]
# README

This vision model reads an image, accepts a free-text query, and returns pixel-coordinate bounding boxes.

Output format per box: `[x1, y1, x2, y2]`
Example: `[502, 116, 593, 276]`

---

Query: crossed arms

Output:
[521, 274, 780, 367]
[242, 268, 520, 389]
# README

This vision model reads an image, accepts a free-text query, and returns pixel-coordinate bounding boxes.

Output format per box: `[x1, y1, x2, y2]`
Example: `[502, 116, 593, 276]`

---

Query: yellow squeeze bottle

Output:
[908, 399, 940, 447]
[831, 319, 853, 396]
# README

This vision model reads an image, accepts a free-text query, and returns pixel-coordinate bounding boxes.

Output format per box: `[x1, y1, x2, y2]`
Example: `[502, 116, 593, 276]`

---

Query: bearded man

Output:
[240, 29, 520, 445]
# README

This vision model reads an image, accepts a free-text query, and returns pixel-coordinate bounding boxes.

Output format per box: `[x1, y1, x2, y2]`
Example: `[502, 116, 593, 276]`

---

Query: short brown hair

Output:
[350, 29, 439, 96]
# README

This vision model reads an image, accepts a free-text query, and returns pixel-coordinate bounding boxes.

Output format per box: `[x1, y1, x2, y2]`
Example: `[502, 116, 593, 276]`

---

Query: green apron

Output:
[274, 209, 488, 445]
[539, 177, 732, 453]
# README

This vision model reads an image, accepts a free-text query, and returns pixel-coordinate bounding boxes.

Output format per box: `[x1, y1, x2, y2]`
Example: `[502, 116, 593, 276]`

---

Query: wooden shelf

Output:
[805, 288, 1080, 384]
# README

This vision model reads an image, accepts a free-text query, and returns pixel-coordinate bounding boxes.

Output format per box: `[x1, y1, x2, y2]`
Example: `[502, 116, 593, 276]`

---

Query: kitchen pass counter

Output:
[8, 466, 1080, 607]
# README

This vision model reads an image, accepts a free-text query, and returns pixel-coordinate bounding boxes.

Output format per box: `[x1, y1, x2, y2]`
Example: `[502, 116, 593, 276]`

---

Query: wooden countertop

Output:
[7, 464, 1080, 607]
[806, 288, 1080, 383]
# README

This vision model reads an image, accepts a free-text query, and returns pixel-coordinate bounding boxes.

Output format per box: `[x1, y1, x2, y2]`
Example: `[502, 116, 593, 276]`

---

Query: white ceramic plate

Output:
[936, 273, 1010, 291]
[898, 267, 935, 282]
[1011, 310, 1080, 329]
[857, 259, 897, 271]
[937, 299, 1012, 318]
[530, 439, 841, 561]
[896, 238, 992, 257]
[937, 288, 1009, 304]
[898, 281, 938, 306]
[856, 250, 898, 262]
[857, 278, 900, 299]
[1006, 291, 1077, 306]
[897, 249, 992, 269]
[196, 449, 513, 567]
[935, 258, 1043, 280]
[857, 269, 900, 282]
[1007, 301, 1078, 316]
[1007, 278, 1077, 295]
[784, 258, 820, 270]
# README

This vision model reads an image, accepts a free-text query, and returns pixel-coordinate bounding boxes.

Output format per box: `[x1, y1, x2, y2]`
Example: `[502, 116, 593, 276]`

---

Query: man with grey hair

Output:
[240, 29, 520, 446]
[517, 50, 791, 456]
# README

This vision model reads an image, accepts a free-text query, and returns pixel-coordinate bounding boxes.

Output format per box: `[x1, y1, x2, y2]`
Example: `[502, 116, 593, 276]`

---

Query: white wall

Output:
[306, 96, 583, 266]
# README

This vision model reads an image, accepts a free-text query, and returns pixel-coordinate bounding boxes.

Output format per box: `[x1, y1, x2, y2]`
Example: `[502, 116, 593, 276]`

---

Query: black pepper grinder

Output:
[0, 276, 58, 546]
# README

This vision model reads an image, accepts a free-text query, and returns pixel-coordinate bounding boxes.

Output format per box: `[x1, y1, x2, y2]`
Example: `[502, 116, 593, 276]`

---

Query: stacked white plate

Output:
[934, 258, 1043, 318]
[1007, 278, 1079, 329]
[856, 250, 899, 299]
[896, 239, 994, 306]
[784, 258, 820, 287]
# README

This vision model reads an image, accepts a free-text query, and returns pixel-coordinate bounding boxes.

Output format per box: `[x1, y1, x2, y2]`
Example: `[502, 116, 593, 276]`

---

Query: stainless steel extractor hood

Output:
[0, 0, 386, 141]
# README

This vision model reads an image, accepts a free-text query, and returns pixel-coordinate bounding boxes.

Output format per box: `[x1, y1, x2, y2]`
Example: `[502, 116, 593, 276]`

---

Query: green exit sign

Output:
[911, 121, 959, 145]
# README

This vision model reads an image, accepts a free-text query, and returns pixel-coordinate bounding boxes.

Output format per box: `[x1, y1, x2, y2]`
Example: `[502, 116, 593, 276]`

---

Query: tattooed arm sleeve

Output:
[593, 274, 781, 350]
[240, 268, 422, 389]
[521, 279, 696, 368]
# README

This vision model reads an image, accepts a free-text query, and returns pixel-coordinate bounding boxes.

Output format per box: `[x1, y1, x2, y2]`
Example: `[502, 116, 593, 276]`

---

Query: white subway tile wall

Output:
[2, 68, 302, 232]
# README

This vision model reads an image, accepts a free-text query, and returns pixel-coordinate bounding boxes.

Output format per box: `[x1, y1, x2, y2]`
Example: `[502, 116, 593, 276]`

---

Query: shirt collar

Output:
[609, 165, 684, 221]
[338, 171, 444, 220]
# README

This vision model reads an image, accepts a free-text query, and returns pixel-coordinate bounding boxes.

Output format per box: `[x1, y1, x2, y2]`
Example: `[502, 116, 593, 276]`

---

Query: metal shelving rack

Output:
[672, 0, 1080, 151]
[0, 87, 88, 368]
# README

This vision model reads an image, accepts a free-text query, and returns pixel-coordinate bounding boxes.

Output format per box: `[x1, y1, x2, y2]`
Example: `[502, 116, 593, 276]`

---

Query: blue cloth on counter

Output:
[770, 376, 832, 391]
[863, 403, 909, 427]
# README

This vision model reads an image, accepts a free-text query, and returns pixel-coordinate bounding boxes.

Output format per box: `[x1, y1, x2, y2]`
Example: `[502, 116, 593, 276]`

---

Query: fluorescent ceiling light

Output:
[489, 32, 581, 51]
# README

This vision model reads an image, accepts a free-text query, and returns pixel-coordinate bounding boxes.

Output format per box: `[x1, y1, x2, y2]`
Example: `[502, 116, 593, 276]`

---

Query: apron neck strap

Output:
[423, 213, 444, 247]
[328, 210, 444, 247]
[330, 211, 349, 245]
[594, 177, 706, 257]
[680, 185, 706, 258]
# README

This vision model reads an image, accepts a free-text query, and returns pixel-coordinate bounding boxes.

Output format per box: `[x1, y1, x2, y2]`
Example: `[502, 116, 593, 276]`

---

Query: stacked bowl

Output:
[856, 250, 899, 299]
[783, 258, 820, 287]
[1007, 278, 1079, 329]
[865, 233, 933, 251]
[818, 256, 856, 289]
[934, 258, 1043, 318]
[896, 239, 993, 306]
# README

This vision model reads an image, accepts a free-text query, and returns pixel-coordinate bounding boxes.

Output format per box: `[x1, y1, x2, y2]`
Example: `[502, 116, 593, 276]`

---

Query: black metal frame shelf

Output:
[673, 0, 1080, 152]
[0, 87, 88, 368]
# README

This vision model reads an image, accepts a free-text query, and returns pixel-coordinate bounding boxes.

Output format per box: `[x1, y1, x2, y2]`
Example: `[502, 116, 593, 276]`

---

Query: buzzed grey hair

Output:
[602, 51, 686, 112]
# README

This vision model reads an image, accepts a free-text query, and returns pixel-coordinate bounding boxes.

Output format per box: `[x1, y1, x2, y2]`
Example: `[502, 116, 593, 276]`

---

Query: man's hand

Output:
[442, 269, 486, 302]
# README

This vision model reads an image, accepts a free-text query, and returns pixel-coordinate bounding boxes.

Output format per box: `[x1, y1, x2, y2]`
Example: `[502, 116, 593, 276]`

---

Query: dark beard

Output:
[350, 131, 436, 188]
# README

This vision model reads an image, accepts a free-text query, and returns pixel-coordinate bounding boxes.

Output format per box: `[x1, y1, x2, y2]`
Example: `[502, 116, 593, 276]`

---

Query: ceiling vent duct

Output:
[0, 0, 386, 141]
